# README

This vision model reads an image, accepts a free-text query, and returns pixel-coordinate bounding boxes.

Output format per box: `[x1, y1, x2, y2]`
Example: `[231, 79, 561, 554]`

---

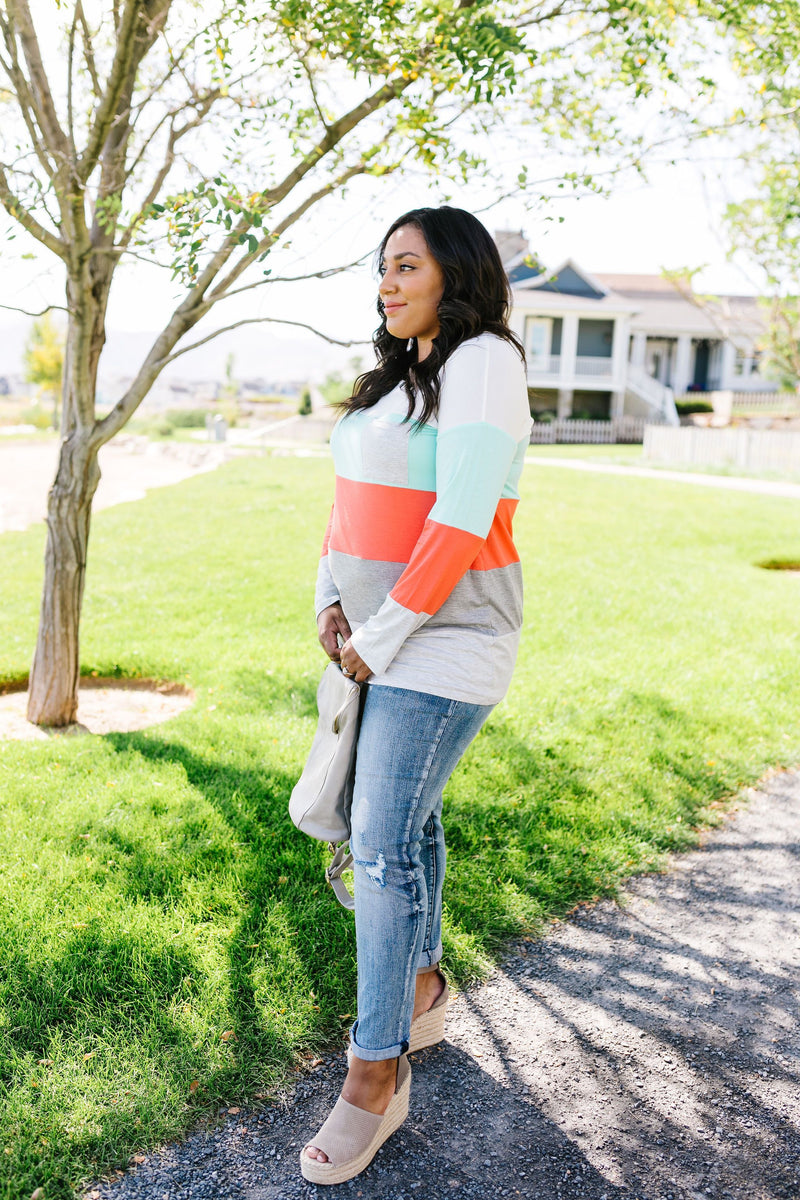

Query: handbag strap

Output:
[326, 843, 355, 910]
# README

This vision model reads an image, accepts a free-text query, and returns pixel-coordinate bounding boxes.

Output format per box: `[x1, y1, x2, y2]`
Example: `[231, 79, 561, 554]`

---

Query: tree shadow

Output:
[79, 688, 798, 1198]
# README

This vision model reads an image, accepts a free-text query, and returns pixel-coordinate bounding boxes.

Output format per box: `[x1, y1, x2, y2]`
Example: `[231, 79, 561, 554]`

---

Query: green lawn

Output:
[2, 454, 800, 1199]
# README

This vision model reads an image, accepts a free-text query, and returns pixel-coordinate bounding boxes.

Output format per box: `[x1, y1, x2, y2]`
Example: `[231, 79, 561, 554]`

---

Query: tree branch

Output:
[5, 0, 70, 162]
[216, 251, 373, 301]
[0, 163, 64, 257]
[208, 161, 371, 302]
[76, 1, 102, 99]
[66, 5, 78, 153]
[262, 74, 413, 212]
[164, 315, 370, 363]
[0, 299, 69, 316]
[0, 14, 57, 178]
[121, 91, 221, 249]
[78, 0, 171, 185]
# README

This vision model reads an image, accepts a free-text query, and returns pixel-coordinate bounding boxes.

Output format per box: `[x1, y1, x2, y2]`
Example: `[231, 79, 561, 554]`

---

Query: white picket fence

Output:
[675, 390, 800, 414]
[643, 425, 800, 474]
[730, 391, 800, 413]
[530, 416, 654, 444]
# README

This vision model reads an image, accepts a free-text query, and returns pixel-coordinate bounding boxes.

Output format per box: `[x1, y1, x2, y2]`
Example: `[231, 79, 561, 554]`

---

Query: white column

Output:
[560, 313, 579, 386]
[610, 317, 630, 418]
[674, 335, 692, 395]
[611, 316, 630, 383]
[630, 330, 647, 368]
[719, 340, 737, 389]
[557, 388, 574, 419]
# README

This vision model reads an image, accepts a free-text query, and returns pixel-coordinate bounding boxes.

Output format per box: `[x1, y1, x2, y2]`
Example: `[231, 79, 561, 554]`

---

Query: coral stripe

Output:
[320, 504, 335, 557]
[329, 477, 436, 562]
[391, 521, 482, 614]
[472, 498, 520, 571]
[390, 501, 521, 615]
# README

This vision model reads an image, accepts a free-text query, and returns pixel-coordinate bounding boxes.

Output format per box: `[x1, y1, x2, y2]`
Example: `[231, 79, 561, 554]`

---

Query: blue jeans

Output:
[348, 684, 493, 1061]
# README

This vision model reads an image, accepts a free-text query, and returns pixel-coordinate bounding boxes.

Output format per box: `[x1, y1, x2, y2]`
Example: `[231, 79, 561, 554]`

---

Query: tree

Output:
[319, 356, 365, 406]
[691, 2, 800, 385]
[23, 311, 64, 428]
[0, 0, 729, 725]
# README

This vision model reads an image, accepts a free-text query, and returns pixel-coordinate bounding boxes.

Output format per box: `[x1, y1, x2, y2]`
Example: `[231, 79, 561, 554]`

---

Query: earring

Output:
[407, 338, 415, 351]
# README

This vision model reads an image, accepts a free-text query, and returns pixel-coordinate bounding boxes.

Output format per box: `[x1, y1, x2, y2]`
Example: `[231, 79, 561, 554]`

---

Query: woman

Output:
[301, 206, 531, 1185]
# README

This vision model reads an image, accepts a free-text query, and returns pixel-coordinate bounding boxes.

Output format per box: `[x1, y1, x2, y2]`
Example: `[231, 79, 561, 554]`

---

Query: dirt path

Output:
[0, 438, 228, 535]
[90, 770, 800, 1200]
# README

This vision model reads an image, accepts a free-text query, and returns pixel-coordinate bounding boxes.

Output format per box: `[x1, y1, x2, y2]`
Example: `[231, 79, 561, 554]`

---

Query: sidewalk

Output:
[91, 771, 800, 1200]
[526, 454, 800, 500]
[0, 439, 228, 535]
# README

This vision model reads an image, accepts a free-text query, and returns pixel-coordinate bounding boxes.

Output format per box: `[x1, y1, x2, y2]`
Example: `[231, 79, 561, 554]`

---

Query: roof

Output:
[511, 264, 765, 336]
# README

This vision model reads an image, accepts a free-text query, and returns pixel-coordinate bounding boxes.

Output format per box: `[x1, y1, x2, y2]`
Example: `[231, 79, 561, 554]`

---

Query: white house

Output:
[499, 232, 773, 425]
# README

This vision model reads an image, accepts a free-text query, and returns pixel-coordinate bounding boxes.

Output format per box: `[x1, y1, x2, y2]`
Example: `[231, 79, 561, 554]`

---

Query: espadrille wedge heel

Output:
[408, 976, 450, 1053]
[346, 974, 450, 1066]
[300, 1055, 411, 1185]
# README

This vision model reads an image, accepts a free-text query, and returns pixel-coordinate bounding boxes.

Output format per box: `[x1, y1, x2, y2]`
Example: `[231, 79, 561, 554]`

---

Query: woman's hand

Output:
[339, 638, 372, 684]
[317, 603, 352, 662]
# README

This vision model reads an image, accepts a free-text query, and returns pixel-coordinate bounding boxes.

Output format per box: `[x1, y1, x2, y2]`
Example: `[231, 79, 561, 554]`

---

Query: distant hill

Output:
[0, 317, 365, 391]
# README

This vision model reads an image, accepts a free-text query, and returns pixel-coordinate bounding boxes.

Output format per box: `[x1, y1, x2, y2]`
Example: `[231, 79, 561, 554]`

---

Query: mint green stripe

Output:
[431, 423, 518, 537]
[329, 411, 368, 481]
[500, 437, 529, 500]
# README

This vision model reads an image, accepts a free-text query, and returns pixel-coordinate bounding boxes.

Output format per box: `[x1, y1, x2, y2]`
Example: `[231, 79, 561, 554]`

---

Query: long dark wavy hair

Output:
[340, 206, 525, 425]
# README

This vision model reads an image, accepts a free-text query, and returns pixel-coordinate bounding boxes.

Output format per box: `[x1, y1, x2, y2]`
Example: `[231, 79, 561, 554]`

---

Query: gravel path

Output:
[87, 770, 800, 1200]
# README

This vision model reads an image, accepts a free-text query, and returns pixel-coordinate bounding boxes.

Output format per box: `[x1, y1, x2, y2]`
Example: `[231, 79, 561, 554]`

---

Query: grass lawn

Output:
[2, 454, 800, 1198]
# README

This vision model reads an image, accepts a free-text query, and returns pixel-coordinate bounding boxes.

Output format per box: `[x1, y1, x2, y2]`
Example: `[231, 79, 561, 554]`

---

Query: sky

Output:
[0, 0, 767, 388]
[0, 34, 758, 389]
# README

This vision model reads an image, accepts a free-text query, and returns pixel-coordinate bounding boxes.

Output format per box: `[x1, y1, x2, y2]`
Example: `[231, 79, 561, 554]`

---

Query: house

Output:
[499, 232, 773, 426]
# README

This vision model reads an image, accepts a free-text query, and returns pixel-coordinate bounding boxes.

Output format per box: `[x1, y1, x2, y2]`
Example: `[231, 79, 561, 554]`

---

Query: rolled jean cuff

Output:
[416, 941, 443, 972]
[349, 1023, 407, 1062]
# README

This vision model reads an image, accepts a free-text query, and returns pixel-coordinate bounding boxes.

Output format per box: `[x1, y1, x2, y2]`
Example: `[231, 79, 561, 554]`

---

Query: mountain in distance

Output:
[0, 317, 366, 396]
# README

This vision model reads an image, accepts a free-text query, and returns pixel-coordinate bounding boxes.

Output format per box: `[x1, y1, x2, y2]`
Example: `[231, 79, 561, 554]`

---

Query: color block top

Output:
[314, 332, 531, 704]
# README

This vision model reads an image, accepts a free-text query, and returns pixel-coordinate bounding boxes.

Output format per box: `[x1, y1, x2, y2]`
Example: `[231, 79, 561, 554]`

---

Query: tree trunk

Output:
[26, 434, 101, 726]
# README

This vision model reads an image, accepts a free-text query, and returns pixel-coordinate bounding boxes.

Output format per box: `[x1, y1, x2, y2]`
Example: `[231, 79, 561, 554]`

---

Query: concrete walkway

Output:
[526, 455, 800, 500]
[0, 439, 228, 535]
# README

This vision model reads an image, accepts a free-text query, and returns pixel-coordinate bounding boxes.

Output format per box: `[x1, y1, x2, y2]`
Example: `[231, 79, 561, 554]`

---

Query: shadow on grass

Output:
[102, 729, 357, 1054]
[0, 682, 763, 1200]
[440, 690, 744, 958]
[4, 923, 194, 1059]
[229, 666, 318, 718]
[100, 682, 743, 1015]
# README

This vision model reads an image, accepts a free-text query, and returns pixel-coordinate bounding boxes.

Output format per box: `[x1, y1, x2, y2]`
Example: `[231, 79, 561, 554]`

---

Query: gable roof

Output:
[510, 257, 609, 299]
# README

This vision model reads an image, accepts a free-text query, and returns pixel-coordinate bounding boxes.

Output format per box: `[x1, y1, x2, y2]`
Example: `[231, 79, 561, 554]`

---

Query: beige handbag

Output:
[289, 662, 363, 909]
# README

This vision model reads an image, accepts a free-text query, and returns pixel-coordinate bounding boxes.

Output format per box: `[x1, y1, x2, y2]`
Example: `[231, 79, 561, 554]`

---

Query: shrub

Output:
[298, 388, 312, 416]
[20, 403, 54, 430]
[165, 408, 209, 428]
[675, 398, 714, 416]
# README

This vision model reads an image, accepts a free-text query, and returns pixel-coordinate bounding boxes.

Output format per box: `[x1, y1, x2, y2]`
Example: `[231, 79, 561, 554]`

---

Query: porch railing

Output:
[529, 416, 658, 444]
[574, 355, 614, 377]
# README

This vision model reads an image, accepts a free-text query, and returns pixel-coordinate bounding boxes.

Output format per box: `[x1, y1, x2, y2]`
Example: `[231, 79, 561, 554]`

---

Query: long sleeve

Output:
[350, 337, 530, 675]
[314, 504, 341, 618]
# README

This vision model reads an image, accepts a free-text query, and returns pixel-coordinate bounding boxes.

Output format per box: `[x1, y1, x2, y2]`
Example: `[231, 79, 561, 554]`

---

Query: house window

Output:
[733, 350, 747, 377]
[524, 317, 553, 367]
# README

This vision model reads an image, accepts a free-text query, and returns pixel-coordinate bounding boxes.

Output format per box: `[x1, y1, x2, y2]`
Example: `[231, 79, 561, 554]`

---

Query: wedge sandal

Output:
[408, 975, 450, 1053]
[300, 1054, 411, 1185]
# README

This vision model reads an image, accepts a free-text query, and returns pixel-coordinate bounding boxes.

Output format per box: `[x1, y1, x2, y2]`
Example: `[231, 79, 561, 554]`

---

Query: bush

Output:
[19, 403, 54, 430]
[165, 408, 208, 428]
[298, 388, 312, 416]
[675, 398, 714, 416]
